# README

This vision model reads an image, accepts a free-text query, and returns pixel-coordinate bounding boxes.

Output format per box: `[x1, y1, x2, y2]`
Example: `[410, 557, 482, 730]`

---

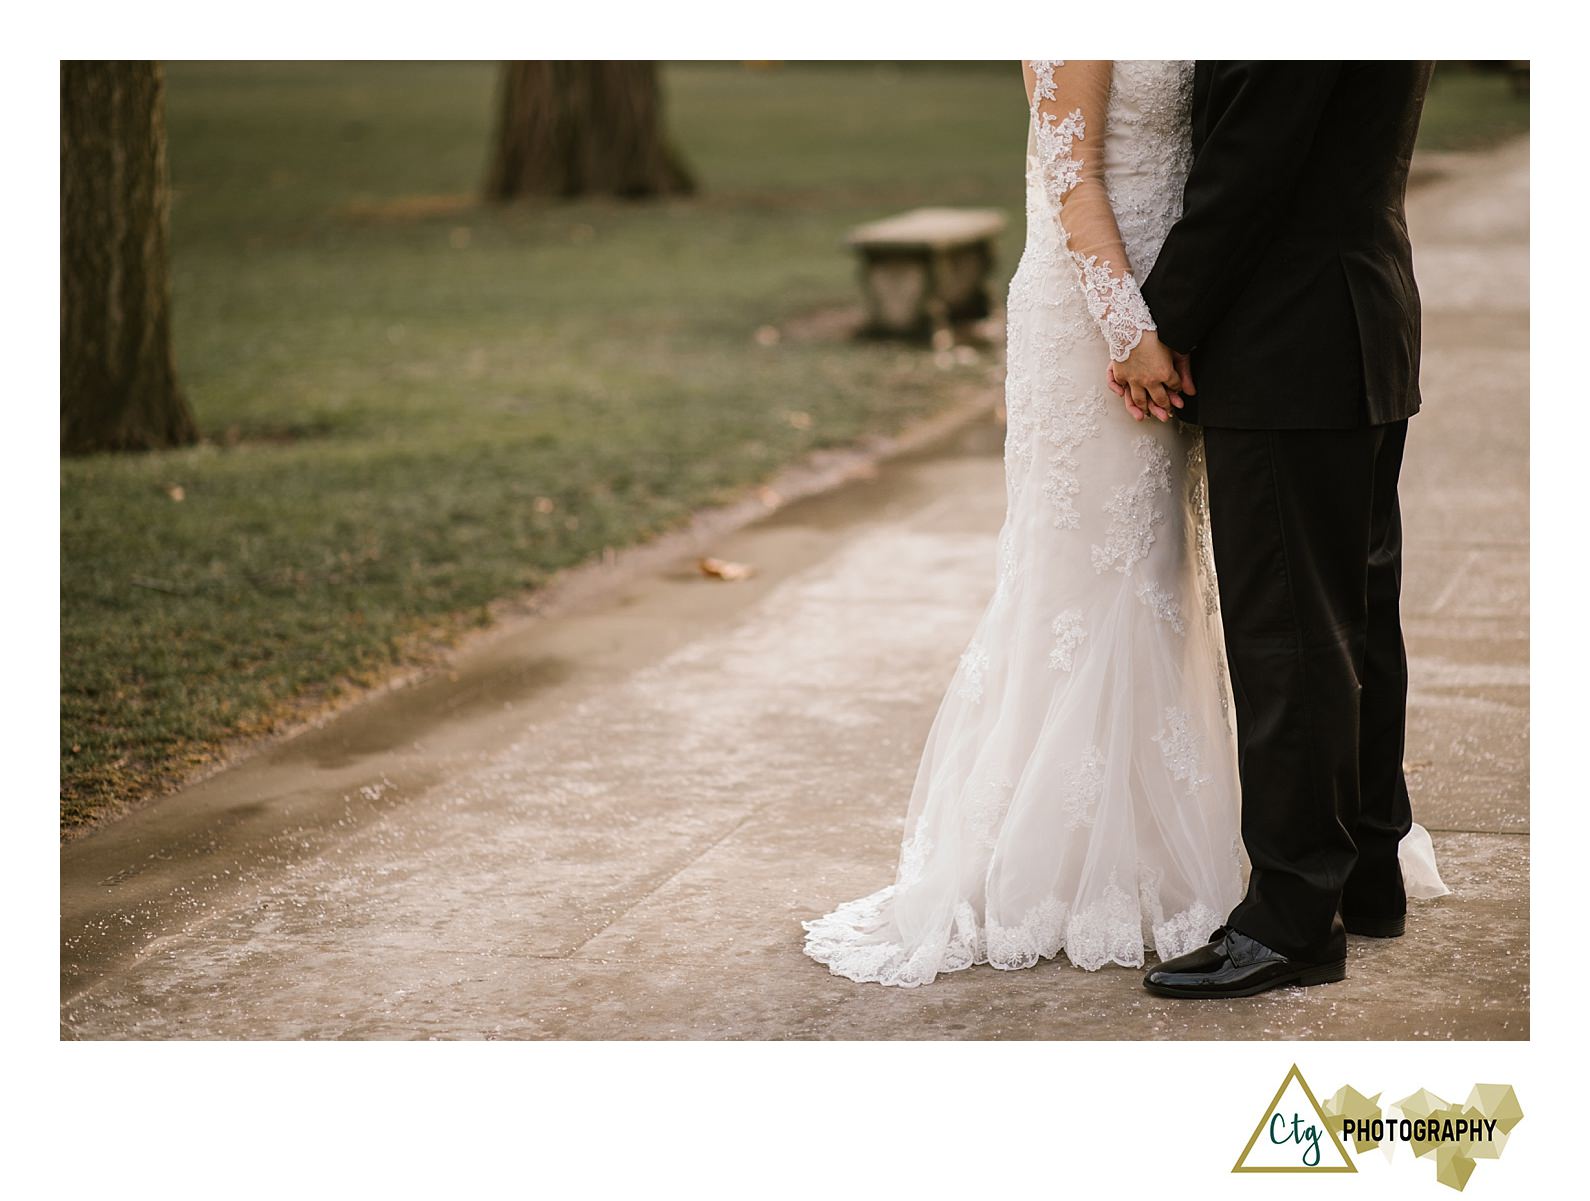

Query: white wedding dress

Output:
[803, 60, 1448, 989]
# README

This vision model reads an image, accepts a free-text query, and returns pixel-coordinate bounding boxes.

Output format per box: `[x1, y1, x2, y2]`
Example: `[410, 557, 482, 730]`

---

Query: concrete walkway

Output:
[61, 139, 1529, 1040]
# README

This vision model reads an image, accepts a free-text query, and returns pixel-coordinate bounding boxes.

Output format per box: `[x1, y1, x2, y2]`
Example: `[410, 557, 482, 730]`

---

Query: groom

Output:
[1112, 61, 1435, 998]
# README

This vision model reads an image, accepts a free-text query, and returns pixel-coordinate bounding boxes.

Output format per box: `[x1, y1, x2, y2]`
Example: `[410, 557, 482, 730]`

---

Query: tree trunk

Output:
[61, 61, 196, 454]
[486, 61, 695, 202]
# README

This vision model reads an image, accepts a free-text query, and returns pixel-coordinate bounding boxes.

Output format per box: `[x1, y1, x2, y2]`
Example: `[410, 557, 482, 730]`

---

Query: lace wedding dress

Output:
[803, 61, 1448, 989]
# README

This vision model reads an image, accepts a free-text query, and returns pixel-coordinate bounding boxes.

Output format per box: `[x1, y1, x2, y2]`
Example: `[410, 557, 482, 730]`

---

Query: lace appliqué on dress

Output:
[1064, 872, 1143, 970]
[993, 525, 1021, 605]
[1077, 254, 1158, 362]
[1092, 435, 1172, 573]
[1153, 706, 1210, 798]
[1187, 437, 1221, 619]
[1136, 581, 1185, 635]
[967, 778, 1016, 848]
[957, 641, 990, 703]
[897, 826, 933, 887]
[1028, 59, 1063, 104]
[1038, 387, 1107, 529]
[1049, 609, 1088, 670]
[1059, 747, 1107, 830]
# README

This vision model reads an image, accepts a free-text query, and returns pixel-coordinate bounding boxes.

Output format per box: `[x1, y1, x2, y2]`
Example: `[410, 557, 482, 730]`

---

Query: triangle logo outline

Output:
[1232, 1063, 1357, 1174]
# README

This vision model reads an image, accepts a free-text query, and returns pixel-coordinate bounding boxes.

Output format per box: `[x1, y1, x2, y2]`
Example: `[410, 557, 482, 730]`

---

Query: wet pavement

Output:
[60, 139, 1528, 1040]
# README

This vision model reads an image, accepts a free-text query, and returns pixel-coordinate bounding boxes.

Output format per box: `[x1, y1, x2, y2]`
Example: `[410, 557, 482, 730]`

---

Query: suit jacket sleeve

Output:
[1141, 62, 1341, 353]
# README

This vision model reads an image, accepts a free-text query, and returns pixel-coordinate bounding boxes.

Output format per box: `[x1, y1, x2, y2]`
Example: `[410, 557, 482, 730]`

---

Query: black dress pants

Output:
[1202, 419, 1414, 961]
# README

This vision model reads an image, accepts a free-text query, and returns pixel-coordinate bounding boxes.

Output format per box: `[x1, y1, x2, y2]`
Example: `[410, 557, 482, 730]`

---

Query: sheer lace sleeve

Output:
[1023, 60, 1155, 361]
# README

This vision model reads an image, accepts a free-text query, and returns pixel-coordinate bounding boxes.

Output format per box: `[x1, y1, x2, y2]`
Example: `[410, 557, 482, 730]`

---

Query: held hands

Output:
[1105, 331, 1195, 422]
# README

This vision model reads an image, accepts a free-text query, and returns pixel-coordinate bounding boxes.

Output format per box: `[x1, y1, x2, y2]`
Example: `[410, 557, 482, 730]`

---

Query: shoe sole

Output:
[1345, 915, 1406, 939]
[1144, 960, 1347, 1000]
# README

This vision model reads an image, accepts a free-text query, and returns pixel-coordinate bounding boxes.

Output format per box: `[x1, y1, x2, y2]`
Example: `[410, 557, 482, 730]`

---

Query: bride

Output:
[802, 61, 1447, 989]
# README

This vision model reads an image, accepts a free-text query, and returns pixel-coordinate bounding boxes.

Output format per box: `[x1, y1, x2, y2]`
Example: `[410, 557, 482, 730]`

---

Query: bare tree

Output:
[486, 61, 694, 202]
[61, 61, 196, 454]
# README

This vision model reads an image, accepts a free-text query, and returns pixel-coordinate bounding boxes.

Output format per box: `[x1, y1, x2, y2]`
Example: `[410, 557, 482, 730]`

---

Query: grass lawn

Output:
[1419, 62, 1530, 151]
[60, 61, 1527, 832]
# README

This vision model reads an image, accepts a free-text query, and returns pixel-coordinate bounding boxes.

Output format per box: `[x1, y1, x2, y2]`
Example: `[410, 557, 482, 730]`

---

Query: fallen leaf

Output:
[164, 484, 185, 502]
[343, 193, 474, 222]
[699, 557, 755, 581]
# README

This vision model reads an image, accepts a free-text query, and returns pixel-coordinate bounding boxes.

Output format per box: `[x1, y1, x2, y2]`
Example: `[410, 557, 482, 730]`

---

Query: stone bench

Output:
[846, 207, 1006, 339]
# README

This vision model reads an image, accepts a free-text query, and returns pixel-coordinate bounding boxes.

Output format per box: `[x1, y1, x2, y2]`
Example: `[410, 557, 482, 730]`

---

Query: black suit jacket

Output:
[1141, 61, 1433, 429]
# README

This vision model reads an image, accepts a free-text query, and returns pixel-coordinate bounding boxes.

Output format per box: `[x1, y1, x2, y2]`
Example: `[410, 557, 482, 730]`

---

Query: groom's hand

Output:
[1172, 351, 1196, 398]
[1108, 330, 1183, 423]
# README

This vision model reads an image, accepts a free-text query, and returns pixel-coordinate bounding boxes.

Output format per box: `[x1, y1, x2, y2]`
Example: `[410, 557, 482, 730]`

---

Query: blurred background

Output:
[59, 60, 1529, 834]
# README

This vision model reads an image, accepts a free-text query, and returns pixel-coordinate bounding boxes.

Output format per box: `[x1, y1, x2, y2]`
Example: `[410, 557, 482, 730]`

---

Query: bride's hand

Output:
[1109, 330, 1183, 422]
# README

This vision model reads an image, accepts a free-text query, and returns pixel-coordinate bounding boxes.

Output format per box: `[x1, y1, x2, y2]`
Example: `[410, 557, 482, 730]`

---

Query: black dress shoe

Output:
[1344, 913, 1406, 938]
[1143, 929, 1346, 999]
